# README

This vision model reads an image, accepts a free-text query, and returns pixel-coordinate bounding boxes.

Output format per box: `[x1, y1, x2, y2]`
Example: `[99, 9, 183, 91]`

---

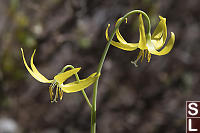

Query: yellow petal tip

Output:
[171, 32, 175, 36]
[159, 16, 166, 22]
[125, 18, 128, 23]
[77, 67, 81, 71]
[171, 32, 175, 41]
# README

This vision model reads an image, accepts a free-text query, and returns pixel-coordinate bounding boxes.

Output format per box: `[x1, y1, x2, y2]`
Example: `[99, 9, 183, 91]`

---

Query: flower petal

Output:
[147, 32, 175, 55]
[110, 41, 138, 51]
[54, 67, 81, 84]
[116, 29, 128, 44]
[61, 72, 100, 93]
[115, 18, 128, 44]
[137, 14, 147, 50]
[21, 48, 52, 83]
[151, 39, 164, 50]
[105, 24, 138, 51]
[30, 49, 52, 83]
[115, 18, 139, 49]
[151, 16, 167, 49]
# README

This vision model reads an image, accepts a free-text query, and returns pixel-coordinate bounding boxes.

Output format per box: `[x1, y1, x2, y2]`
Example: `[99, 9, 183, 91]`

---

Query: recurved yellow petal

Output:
[116, 29, 128, 44]
[152, 16, 167, 49]
[54, 68, 81, 84]
[138, 14, 147, 50]
[106, 24, 138, 51]
[115, 18, 128, 44]
[151, 39, 164, 50]
[21, 48, 52, 83]
[152, 16, 166, 39]
[105, 24, 111, 41]
[110, 41, 138, 51]
[147, 32, 175, 55]
[61, 72, 100, 93]
[30, 49, 52, 83]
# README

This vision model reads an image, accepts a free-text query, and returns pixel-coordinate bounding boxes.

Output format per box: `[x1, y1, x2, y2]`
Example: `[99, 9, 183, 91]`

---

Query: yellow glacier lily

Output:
[21, 48, 99, 102]
[106, 14, 175, 67]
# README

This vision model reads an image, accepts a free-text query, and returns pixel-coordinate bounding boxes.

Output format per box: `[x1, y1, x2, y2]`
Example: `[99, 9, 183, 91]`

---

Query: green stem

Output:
[91, 10, 151, 133]
[61, 65, 92, 109]
[81, 88, 92, 109]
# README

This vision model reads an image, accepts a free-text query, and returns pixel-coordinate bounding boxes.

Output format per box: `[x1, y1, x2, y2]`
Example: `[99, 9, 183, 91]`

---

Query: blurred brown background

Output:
[0, 0, 200, 133]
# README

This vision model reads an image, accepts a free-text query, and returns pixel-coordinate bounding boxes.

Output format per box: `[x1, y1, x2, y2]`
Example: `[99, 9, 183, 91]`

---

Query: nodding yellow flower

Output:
[21, 48, 99, 102]
[106, 14, 175, 67]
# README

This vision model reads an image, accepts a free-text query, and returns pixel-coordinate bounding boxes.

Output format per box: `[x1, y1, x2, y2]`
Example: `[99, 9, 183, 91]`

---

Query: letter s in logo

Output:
[188, 103, 198, 116]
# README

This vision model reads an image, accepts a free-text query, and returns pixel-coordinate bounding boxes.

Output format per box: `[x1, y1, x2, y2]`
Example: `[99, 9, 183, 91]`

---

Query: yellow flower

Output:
[106, 14, 175, 66]
[21, 48, 99, 102]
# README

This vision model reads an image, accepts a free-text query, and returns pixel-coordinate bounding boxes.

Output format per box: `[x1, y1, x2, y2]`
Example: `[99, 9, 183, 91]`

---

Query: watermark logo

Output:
[186, 101, 200, 133]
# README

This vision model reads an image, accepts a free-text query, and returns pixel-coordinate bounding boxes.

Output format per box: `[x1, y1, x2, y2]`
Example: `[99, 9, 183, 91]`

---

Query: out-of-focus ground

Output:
[0, 0, 200, 133]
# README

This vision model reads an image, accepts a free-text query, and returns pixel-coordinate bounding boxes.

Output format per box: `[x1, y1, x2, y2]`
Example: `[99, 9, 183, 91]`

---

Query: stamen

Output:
[52, 86, 59, 103]
[140, 50, 144, 63]
[49, 86, 53, 101]
[49, 80, 60, 103]
[59, 87, 63, 100]
[145, 49, 148, 58]
[131, 50, 143, 67]
[147, 51, 151, 62]
[49, 81, 64, 103]
[49, 82, 56, 102]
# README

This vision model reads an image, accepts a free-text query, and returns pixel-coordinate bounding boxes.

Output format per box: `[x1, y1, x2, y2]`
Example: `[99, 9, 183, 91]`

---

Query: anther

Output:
[59, 88, 63, 100]
[147, 52, 151, 62]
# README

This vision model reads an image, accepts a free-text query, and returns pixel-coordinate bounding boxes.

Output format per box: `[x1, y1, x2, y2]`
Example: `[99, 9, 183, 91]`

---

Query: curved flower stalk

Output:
[21, 48, 99, 103]
[106, 14, 175, 67]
